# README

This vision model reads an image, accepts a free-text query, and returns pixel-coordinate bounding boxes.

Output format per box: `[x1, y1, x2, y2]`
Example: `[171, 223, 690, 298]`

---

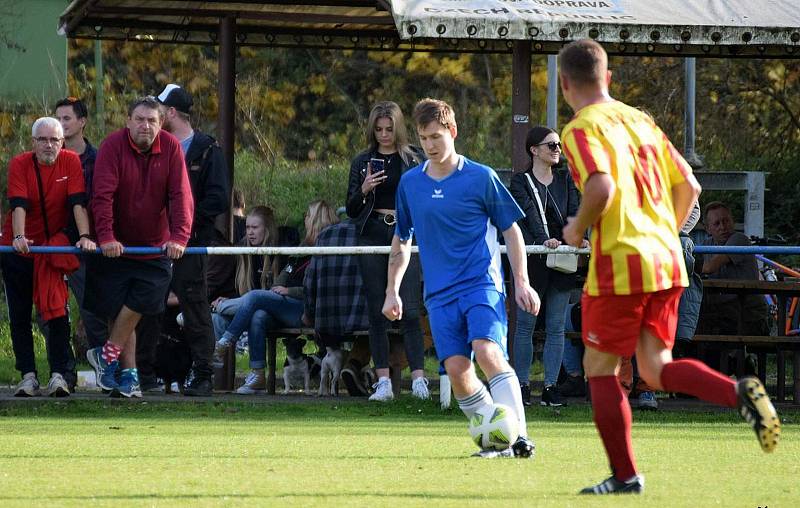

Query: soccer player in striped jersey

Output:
[382, 98, 540, 458]
[558, 39, 780, 495]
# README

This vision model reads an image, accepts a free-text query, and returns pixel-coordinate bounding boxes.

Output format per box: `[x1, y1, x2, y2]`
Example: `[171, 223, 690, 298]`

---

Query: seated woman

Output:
[215, 200, 339, 394]
[211, 205, 279, 359]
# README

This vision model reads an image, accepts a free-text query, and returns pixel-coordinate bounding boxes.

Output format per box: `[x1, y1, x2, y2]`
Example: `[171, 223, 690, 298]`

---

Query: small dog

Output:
[318, 347, 344, 396]
[282, 338, 316, 394]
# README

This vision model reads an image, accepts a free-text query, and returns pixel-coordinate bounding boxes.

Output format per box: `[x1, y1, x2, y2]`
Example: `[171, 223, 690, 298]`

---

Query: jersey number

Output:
[631, 144, 663, 207]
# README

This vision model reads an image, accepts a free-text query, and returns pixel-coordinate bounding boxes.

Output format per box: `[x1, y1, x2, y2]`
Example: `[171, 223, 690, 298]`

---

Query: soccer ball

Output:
[468, 403, 519, 450]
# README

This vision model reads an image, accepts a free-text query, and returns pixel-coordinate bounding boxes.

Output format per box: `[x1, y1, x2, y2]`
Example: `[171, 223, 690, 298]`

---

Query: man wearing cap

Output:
[84, 96, 194, 398]
[142, 83, 229, 396]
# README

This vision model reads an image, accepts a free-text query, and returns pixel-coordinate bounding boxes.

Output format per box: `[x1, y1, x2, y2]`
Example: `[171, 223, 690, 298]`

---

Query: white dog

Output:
[318, 347, 344, 396]
[282, 338, 315, 394]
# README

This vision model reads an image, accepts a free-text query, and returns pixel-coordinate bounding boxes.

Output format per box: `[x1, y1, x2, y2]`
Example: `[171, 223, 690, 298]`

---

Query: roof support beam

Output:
[511, 40, 531, 173]
[218, 14, 237, 244]
[90, 6, 395, 26]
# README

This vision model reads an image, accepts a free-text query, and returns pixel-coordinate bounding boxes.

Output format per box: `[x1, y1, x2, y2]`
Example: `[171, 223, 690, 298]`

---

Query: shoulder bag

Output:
[524, 172, 577, 274]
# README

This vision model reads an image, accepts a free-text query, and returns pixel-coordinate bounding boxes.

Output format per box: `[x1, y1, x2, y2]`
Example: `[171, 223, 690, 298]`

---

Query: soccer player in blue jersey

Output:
[382, 98, 541, 458]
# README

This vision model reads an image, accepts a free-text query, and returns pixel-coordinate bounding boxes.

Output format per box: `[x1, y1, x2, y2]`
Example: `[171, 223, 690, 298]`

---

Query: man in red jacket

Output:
[1, 117, 96, 397]
[85, 96, 194, 398]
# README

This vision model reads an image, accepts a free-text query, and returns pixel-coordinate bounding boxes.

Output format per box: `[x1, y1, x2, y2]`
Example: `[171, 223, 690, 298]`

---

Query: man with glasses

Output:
[1, 117, 96, 397]
[84, 97, 194, 398]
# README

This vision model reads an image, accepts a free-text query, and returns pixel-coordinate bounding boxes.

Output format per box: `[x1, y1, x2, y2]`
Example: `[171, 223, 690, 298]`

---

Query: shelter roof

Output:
[59, 0, 800, 56]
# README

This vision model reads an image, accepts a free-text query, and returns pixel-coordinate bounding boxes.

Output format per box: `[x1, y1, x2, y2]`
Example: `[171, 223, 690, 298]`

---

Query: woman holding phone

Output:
[346, 101, 427, 402]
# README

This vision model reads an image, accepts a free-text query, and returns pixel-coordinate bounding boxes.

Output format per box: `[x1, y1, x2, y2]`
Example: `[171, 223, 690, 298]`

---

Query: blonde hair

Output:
[366, 101, 418, 167]
[235, 205, 278, 294]
[303, 200, 339, 246]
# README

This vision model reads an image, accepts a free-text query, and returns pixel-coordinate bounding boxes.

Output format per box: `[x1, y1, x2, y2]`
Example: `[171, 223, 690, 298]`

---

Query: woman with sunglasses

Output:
[509, 126, 589, 407]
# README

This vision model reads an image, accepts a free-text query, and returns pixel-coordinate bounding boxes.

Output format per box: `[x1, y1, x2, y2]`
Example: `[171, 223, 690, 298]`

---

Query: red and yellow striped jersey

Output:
[562, 100, 692, 296]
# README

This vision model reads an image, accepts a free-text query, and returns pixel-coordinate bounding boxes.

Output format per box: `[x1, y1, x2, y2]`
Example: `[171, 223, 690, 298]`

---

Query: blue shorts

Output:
[427, 288, 508, 363]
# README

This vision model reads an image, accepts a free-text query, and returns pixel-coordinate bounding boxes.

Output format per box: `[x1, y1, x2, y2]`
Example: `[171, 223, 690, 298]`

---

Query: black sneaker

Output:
[520, 383, 532, 407]
[541, 385, 566, 407]
[340, 360, 368, 397]
[183, 371, 213, 397]
[511, 436, 535, 459]
[736, 376, 780, 453]
[140, 375, 163, 393]
[580, 474, 644, 495]
[558, 375, 586, 397]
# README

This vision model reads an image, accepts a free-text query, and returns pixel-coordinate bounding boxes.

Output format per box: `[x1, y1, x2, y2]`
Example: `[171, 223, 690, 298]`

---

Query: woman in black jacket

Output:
[509, 126, 588, 407]
[346, 101, 427, 402]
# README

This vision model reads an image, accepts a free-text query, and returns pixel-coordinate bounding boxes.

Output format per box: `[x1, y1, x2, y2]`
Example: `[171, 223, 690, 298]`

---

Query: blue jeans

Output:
[513, 285, 571, 387]
[219, 290, 304, 369]
[562, 301, 583, 376]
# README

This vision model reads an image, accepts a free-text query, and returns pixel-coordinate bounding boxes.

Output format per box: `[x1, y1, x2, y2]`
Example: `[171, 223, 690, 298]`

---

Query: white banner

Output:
[392, 0, 800, 45]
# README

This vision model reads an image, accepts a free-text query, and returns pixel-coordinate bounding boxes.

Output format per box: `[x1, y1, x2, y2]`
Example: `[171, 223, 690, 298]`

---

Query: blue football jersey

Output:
[395, 156, 524, 308]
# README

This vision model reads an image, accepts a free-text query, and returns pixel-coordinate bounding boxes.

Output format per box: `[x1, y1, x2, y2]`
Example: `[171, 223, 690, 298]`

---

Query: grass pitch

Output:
[0, 398, 796, 508]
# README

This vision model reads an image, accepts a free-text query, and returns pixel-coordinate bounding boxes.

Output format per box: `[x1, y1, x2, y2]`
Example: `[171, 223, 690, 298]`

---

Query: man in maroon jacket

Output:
[85, 96, 194, 398]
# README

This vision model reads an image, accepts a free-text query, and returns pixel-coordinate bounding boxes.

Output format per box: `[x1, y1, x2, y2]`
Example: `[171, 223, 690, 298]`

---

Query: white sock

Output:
[489, 371, 528, 438]
[456, 384, 493, 419]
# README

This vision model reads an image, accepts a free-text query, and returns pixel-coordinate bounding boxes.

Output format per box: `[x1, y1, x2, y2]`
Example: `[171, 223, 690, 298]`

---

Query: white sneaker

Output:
[46, 373, 70, 397]
[411, 377, 431, 400]
[14, 372, 41, 397]
[236, 370, 266, 395]
[368, 377, 394, 402]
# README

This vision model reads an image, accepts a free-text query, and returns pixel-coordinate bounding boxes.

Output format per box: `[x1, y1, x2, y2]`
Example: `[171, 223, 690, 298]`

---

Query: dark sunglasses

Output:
[537, 141, 562, 151]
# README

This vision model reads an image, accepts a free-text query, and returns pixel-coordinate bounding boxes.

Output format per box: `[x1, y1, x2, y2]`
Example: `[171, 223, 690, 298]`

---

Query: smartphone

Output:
[370, 158, 385, 173]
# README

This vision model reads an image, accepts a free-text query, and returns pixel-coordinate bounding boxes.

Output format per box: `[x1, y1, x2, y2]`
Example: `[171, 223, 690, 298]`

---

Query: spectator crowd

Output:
[2, 86, 776, 406]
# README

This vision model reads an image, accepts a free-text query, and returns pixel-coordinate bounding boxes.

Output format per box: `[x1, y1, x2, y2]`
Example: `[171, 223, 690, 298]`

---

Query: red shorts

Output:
[581, 286, 684, 357]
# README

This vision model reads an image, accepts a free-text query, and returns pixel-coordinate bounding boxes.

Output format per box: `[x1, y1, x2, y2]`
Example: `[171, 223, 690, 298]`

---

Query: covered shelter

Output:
[58, 0, 800, 184]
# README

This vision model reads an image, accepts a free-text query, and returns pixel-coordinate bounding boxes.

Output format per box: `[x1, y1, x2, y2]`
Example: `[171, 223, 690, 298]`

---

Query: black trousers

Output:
[137, 253, 216, 379]
[358, 215, 425, 371]
[1, 253, 72, 378]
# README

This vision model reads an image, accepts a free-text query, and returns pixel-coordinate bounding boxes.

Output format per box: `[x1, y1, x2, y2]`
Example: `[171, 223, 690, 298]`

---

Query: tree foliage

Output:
[0, 39, 798, 243]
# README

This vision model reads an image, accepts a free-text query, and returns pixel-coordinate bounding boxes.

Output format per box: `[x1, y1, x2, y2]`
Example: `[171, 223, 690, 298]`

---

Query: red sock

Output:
[660, 359, 736, 408]
[588, 376, 637, 481]
[101, 341, 123, 363]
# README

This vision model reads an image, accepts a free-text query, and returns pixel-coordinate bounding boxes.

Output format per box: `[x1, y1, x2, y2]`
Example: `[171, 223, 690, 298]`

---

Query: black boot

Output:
[183, 369, 213, 397]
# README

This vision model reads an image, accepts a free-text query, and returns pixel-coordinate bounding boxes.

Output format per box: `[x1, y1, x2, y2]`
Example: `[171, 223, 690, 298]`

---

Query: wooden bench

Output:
[692, 334, 800, 403]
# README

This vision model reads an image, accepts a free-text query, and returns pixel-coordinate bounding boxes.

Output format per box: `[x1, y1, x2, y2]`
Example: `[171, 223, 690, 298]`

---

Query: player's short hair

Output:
[558, 39, 608, 87]
[703, 201, 731, 219]
[54, 97, 89, 119]
[413, 98, 456, 129]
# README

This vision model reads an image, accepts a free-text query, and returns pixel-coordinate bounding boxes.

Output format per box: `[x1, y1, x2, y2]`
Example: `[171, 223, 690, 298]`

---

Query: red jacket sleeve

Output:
[7, 156, 30, 209]
[91, 138, 119, 245]
[167, 143, 194, 246]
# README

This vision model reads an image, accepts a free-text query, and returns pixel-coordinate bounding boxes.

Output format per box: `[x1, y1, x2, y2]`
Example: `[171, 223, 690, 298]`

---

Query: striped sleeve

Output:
[562, 124, 612, 190]
[662, 133, 691, 185]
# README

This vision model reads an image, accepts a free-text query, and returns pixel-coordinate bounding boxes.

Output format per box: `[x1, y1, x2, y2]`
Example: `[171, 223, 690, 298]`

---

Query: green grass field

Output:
[0, 399, 796, 507]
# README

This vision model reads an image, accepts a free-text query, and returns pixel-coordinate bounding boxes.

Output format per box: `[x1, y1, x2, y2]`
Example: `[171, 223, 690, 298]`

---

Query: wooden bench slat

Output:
[692, 335, 800, 344]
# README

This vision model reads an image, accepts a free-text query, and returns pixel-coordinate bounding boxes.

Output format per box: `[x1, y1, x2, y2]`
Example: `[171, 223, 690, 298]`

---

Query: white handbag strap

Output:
[525, 172, 550, 238]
